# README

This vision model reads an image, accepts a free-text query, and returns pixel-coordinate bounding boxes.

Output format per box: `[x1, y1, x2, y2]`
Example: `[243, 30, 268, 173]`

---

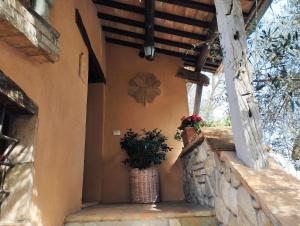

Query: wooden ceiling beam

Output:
[94, 0, 144, 14]
[157, 0, 250, 18]
[177, 67, 210, 85]
[157, 0, 215, 13]
[105, 37, 198, 61]
[98, 13, 207, 41]
[205, 62, 220, 68]
[195, 18, 218, 73]
[94, 0, 210, 28]
[145, 0, 155, 52]
[102, 26, 201, 51]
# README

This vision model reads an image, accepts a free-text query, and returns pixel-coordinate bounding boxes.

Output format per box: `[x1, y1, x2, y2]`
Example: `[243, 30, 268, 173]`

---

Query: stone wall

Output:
[0, 0, 60, 63]
[182, 128, 273, 226]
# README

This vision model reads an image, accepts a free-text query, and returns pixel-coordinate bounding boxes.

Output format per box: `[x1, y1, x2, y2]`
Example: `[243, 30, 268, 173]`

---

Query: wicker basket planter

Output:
[130, 167, 160, 204]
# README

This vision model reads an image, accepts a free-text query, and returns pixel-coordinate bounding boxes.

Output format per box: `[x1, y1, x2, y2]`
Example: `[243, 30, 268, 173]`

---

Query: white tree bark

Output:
[214, 0, 268, 168]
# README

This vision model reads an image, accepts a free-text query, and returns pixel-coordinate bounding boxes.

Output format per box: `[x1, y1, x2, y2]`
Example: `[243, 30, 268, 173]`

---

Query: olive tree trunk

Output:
[214, 0, 268, 169]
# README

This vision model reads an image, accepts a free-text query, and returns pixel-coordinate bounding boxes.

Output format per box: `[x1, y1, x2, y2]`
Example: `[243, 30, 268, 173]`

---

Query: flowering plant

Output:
[174, 115, 204, 141]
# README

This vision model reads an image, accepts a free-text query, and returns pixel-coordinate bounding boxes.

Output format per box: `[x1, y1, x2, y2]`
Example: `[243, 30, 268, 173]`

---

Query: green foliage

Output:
[120, 129, 172, 169]
[201, 117, 231, 127]
[174, 115, 203, 141]
[247, 0, 300, 161]
[174, 131, 182, 141]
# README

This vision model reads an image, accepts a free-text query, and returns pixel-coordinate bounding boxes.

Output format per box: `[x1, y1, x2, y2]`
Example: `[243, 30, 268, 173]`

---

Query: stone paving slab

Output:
[65, 217, 217, 226]
[65, 202, 215, 223]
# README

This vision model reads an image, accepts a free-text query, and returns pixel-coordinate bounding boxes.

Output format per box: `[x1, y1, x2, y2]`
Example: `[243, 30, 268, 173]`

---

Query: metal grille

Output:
[0, 107, 19, 207]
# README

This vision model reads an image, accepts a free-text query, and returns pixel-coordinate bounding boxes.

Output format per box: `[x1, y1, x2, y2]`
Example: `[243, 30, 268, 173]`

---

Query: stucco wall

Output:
[102, 44, 188, 203]
[0, 1, 106, 225]
[83, 84, 105, 202]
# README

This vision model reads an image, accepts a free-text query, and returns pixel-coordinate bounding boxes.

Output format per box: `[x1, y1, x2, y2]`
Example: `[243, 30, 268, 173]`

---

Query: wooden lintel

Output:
[0, 70, 38, 115]
[177, 67, 210, 85]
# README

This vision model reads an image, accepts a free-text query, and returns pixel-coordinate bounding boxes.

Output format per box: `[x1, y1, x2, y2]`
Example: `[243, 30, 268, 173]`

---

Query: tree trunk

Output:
[214, 0, 268, 168]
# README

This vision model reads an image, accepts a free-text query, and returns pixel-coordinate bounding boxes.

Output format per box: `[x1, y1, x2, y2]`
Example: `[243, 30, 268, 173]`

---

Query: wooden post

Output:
[214, 0, 267, 168]
[193, 19, 217, 116]
[193, 84, 203, 115]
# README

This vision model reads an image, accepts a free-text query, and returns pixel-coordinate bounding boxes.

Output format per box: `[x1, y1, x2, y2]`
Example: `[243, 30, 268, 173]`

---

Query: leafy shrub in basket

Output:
[120, 129, 172, 169]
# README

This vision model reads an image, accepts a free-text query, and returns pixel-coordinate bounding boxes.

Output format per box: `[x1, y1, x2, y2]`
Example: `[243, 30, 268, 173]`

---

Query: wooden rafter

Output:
[102, 26, 201, 51]
[176, 67, 209, 85]
[156, 0, 215, 13]
[158, 0, 251, 18]
[94, 0, 272, 76]
[106, 37, 198, 61]
[195, 19, 218, 72]
[94, 0, 210, 28]
[98, 13, 207, 41]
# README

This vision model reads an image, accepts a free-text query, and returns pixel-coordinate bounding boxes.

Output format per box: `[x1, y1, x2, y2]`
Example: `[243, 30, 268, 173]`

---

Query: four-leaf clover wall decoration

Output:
[128, 73, 161, 106]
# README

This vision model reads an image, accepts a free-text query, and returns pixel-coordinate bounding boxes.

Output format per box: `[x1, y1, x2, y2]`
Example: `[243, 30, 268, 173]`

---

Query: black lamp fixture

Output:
[143, 0, 155, 61]
[143, 45, 155, 61]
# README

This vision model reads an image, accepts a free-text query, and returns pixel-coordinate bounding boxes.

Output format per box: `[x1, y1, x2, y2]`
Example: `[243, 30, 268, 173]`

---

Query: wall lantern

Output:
[144, 45, 155, 61]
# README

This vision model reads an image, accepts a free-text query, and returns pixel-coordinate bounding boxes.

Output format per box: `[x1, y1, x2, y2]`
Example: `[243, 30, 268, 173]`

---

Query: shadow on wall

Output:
[0, 116, 42, 225]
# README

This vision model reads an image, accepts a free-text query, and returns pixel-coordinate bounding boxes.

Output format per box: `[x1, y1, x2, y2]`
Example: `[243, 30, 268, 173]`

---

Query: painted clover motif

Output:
[128, 73, 161, 106]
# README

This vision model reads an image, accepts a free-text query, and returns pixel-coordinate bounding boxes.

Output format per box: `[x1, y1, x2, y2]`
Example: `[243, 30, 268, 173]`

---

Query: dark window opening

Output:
[0, 109, 10, 158]
[19, 0, 34, 9]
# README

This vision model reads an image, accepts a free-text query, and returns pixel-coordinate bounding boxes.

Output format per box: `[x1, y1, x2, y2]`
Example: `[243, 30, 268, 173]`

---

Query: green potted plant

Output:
[120, 129, 172, 203]
[175, 115, 203, 146]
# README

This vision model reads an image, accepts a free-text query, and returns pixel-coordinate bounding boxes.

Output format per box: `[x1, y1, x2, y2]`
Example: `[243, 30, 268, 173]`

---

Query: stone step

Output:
[64, 202, 217, 226]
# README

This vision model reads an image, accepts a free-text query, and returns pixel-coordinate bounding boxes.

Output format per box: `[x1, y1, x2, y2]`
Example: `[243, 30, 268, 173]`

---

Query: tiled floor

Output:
[65, 202, 216, 226]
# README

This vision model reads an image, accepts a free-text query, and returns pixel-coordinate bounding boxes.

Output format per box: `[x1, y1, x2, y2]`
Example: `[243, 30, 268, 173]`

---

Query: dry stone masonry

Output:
[181, 127, 300, 226]
[0, 0, 60, 63]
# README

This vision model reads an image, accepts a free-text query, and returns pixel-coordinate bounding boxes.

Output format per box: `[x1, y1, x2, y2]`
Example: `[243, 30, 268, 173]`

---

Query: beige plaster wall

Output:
[83, 84, 105, 202]
[102, 44, 188, 203]
[0, 1, 106, 225]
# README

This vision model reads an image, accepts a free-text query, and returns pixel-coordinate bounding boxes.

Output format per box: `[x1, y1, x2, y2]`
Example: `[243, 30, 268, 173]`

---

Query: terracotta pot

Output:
[130, 167, 160, 203]
[181, 127, 197, 146]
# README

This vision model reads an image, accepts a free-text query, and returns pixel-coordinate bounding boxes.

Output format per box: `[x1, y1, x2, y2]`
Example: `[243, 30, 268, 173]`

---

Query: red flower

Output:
[197, 116, 203, 121]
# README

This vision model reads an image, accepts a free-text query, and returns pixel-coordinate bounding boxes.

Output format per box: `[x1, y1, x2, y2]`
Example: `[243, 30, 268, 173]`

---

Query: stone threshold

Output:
[65, 202, 215, 223]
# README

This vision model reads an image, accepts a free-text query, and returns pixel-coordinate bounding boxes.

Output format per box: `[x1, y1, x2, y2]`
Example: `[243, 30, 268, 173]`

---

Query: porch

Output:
[0, 0, 298, 225]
